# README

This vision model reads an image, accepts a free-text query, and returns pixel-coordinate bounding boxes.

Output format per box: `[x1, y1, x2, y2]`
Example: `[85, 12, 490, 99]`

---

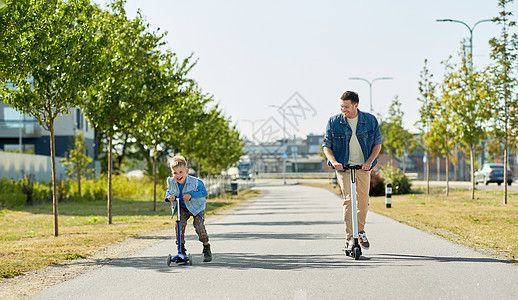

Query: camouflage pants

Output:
[175, 208, 209, 244]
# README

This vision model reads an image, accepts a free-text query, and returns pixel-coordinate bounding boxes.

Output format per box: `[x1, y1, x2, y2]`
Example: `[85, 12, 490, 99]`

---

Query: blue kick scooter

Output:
[167, 197, 192, 266]
[340, 164, 363, 260]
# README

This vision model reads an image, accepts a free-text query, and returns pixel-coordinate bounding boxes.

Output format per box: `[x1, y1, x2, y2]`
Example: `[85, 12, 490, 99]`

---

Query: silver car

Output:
[475, 163, 513, 186]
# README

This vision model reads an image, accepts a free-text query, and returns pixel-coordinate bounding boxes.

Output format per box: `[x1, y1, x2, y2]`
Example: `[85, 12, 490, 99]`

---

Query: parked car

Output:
[475, 163, 513, 186]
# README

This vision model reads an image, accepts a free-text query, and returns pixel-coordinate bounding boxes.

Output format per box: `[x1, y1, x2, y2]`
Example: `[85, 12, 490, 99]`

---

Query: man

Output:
[322, 91, 382, 251]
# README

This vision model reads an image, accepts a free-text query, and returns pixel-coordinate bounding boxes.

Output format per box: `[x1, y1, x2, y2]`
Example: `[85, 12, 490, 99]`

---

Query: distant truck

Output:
[238, 161, 252, 180]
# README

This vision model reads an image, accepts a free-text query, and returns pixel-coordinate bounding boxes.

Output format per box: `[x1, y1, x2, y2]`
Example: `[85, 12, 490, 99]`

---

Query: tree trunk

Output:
[77, 164, 81, 197]
[437, 157, 440, 181]
[446, 155, 450, 197]
[426, 151, 430, 195]
[504, 142, 508, 205]
[117, 133, 129, 171]
[50, 120, 59, 236]
[108, 134, 113, 224]
[470, 145, 475, 200]
[153, 147, 157, 212]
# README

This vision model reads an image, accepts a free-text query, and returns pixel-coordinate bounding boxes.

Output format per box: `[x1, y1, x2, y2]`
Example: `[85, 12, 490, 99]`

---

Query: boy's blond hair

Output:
[170, 155, 187, 169]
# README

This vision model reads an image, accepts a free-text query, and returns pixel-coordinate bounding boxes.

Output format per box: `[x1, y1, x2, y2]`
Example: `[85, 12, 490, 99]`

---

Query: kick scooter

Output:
[339, 164, 363, 260]
[167, 197, 192, 266]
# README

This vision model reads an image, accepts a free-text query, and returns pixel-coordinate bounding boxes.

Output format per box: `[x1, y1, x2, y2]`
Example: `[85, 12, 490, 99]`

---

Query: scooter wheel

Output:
[188, 254, 193, 266]
[353, 247, 361, 260]
[167, 254, 172, 267]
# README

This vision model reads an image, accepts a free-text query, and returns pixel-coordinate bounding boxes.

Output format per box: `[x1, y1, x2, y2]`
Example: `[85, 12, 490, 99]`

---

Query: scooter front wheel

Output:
[167, 254, 172, 267]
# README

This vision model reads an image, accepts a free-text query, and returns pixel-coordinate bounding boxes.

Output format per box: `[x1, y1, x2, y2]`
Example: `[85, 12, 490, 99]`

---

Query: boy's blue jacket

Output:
[165, 175, 208, 217]
[322, 109, 382, 169]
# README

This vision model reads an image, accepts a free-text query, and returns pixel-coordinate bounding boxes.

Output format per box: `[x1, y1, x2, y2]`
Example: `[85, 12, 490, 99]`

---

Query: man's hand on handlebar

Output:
[361, 162, 372, 171]
[331, 161, 343, 171]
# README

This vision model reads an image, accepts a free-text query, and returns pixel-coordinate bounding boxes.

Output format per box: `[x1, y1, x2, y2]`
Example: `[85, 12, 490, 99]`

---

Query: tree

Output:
[134, 51, 196, 211]
[416, 59, 438, 194]
[379, 96, 413, 170]
[444, 48, 491, 200]
[61, 131, 93, 197]
[489, 0, 518, 204]
[425, 92, 457, 196]
[82, 0, 163, 224]
[0, 0, 99, 236]
[183, 103, 244, 181]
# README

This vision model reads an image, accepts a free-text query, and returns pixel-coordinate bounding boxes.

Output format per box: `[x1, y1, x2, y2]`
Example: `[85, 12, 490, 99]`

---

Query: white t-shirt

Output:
[347, 116, 365, 165]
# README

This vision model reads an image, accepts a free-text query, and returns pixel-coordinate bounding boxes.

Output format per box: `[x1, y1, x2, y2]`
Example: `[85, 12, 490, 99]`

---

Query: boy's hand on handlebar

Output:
[183, 193, 191, 201]
[167, 195, 176, 202]
[332, 162, 343, 171]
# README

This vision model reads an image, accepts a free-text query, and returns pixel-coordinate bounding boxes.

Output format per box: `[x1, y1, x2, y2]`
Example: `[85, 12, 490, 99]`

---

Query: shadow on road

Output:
[80, 251, 515, 275]
[211, 220, 342, 227]
[209, 232, 344, 241]
[376, 253, 516, 264]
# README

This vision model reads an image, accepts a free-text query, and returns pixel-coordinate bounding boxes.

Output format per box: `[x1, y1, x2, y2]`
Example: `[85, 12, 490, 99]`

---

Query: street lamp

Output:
[436, 18, 492, 69]
[348, 77, 393, 113]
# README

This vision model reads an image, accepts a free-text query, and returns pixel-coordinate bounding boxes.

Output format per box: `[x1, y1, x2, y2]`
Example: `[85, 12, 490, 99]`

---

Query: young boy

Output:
[165, 155, 212, 262]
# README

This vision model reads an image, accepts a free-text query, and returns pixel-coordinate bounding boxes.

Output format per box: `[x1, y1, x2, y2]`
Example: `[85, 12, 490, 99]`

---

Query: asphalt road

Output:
[32, 181, 517, 300]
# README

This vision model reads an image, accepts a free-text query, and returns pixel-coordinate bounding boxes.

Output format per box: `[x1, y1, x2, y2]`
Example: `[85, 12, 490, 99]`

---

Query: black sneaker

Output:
[202, 244, 212, 262]
[181, 244, 187, 256]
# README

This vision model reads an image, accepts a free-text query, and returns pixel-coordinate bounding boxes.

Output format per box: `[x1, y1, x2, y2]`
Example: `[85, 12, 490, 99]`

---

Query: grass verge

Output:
[308, 183, 518, 263]
[0, 188, 259, 279]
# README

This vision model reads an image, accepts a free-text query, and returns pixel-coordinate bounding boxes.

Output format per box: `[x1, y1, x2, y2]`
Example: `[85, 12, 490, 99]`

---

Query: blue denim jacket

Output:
[165, 175, 208, 217]
[322, 109, 382, 169]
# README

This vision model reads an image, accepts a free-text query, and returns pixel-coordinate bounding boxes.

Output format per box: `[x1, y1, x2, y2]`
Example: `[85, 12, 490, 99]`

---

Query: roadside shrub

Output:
[377, 164, 412, 195]
[32, 181, 52, 203]
[370, 170, 385, 196]
[0, 177, 25, 208]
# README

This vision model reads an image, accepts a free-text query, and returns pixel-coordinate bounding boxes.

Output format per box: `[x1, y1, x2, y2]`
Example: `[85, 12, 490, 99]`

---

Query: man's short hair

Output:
[340, 91, 359, 104]
[170, 155, 187, 169]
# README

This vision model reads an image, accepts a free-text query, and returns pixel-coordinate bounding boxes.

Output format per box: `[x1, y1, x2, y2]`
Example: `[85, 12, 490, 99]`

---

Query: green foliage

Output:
[379, 96, 413, 160]
[0, 176, 51, 208]
[0, 0, 102, 235]
[64, 253, 86, 260]
[1, 268, 24, 279]
[378, 164, 412, 195]
[183, 103, 245, 176]
[0, 177, 25, 208]
[0, 175, 160, 208]
[61, 131, 94, 196]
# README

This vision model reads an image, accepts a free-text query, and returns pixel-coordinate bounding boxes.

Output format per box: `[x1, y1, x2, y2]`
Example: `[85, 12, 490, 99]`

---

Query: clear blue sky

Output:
[97, 0, 516, 142]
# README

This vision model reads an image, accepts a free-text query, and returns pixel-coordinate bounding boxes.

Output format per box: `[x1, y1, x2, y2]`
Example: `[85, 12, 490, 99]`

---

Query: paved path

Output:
[32, 181, 517, 300]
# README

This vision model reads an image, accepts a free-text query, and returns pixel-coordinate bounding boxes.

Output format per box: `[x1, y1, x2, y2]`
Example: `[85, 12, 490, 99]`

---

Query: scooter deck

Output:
[167, 253, 192, 266]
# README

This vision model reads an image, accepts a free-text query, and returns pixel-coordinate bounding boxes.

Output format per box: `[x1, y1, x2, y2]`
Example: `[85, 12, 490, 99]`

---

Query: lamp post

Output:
[436, 19, 492, 69]
[349, 77, 393, 113]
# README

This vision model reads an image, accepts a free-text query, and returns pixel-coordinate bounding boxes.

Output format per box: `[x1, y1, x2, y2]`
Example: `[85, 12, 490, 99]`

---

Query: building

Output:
[0, 99, 96, 159]
[244, 134, 327, 174]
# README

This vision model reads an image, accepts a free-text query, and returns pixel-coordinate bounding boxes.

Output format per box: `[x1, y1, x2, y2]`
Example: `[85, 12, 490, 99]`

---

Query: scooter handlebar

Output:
[343, 164, 363, 170]
[331, 163, 363, 171]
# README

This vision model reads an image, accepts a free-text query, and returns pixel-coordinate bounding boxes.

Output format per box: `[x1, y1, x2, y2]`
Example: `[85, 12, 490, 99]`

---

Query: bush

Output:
[369, 171, 385, 196]
[377, 164, 412, 195]
[0, 177, 25, 208]
[0, 174, 160, 207]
